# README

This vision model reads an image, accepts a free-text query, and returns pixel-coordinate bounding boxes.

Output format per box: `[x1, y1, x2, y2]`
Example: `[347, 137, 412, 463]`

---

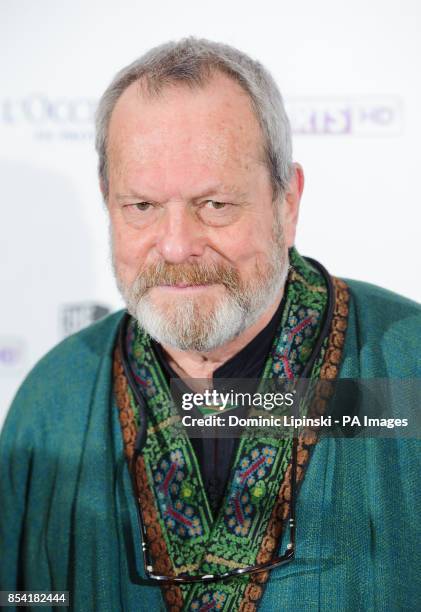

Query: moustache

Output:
[133, 261, 242, 295]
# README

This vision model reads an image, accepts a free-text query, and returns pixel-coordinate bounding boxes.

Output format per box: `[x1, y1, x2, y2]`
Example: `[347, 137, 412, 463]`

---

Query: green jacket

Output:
[1, 280, 420, 611]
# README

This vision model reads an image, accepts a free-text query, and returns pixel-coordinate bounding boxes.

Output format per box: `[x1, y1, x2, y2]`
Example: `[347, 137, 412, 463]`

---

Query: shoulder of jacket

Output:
[6, 310, 126, 419]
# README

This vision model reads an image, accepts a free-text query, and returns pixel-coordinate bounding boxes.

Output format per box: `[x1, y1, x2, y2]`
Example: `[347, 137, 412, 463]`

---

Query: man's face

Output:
[106, 72, 295, 350]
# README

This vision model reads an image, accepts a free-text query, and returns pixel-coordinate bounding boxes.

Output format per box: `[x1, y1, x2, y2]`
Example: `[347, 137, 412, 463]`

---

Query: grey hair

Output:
[95, 37, 293, 199]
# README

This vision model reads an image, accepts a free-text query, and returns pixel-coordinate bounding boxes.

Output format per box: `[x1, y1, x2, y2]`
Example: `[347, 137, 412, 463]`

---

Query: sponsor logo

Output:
[0, 94, 402, 140]
[0, 94, 96, 141]
[60, 302, 111, 338]
[286, 97, 402, 136]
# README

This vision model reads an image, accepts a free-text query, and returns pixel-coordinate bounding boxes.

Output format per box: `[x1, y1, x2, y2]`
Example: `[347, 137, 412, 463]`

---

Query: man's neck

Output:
[160, 290, 284, 382]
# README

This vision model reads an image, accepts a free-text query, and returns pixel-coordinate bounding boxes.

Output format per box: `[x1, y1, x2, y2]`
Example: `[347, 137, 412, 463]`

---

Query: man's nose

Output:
[155, 204, 206, 263]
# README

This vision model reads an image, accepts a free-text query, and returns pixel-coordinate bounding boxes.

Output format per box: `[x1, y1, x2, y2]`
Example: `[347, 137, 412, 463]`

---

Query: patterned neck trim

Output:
[113, 249, 350, 611]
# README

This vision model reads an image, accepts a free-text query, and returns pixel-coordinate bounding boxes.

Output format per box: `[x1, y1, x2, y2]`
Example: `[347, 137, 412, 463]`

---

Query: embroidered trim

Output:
[113, 270, 349, 612]
[114, 353, 185, 611]
[237, 276, 350, 611]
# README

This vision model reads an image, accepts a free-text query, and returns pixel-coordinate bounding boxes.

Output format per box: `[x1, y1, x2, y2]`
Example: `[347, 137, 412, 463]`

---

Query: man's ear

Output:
[282, 163, 304, 248]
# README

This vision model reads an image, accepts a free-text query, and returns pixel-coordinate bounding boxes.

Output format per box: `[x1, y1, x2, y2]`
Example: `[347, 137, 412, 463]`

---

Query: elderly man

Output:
[1, 38, 420, 612]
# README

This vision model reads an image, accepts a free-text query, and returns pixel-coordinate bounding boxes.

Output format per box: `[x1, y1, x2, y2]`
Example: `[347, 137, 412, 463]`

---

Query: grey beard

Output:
[112, 215, 289, 351]
[128, 267, 287, 351]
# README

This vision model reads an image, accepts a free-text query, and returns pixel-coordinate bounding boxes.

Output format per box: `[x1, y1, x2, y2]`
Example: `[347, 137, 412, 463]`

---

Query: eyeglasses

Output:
[129, 435, 298, 584]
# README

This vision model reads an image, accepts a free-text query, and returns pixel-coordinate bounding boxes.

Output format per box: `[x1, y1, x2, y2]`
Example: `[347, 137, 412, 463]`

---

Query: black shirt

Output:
[151, 295, 285, 514]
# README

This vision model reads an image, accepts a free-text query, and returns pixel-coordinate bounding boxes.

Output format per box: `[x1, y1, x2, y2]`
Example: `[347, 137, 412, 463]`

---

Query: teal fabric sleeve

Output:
[0, 312, 161, 610]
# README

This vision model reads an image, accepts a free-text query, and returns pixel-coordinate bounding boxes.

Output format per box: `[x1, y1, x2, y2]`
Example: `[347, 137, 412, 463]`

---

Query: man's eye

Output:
[134, 202, 152, 211]
[204, 200, 228, 210]
[198, 200, 238, 227]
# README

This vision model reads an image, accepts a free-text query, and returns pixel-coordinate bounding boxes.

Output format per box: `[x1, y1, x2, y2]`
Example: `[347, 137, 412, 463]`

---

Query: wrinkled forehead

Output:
[106, 72, 267, 181]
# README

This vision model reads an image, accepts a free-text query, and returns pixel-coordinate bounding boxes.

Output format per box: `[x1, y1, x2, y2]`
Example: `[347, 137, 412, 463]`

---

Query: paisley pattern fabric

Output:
[115, 248, 346, 611]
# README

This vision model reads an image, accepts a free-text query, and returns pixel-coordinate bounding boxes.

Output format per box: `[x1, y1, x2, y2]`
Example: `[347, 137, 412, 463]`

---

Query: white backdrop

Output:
[1, 0, 420, 426]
